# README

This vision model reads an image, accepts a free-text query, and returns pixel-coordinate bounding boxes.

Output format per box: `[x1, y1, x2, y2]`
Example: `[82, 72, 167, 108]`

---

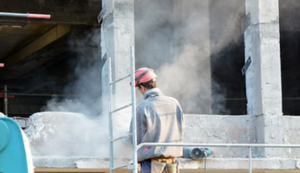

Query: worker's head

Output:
[134, 67, 157, 95]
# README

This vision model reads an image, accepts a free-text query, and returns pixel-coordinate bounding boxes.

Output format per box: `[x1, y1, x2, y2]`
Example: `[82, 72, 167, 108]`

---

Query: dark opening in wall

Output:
[209, 0, 246, 115]
[0, 26, 101, 118]
[279, 0, 300, 115]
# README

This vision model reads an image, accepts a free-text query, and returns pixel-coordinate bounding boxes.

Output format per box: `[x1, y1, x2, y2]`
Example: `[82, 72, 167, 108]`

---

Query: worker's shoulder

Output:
[162, 95, 181, 105]
[136, 97, 159, 110]
[136, 100, 154, 114]
[137, 95, 180, 108]
[136, 100, 150, 109]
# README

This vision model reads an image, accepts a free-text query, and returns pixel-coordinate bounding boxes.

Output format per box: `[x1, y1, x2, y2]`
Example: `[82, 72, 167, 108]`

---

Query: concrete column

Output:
[101, 0, 134, 156]
[101, 0, 134, 108]
[244, 0, 284, 157]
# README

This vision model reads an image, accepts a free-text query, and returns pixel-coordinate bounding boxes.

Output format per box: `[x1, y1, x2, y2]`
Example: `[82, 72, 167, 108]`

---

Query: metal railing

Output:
[1, 85, 77, 117]
[127, 143, 300, 173]
[107, 46, 300, 173]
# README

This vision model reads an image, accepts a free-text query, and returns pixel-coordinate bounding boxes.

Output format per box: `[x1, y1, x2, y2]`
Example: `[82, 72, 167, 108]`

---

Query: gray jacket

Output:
[130, 88, 185, 161]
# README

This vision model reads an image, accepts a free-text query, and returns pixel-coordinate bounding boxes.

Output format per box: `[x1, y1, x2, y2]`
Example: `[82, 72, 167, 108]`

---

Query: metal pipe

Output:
[108, 58, 114, 173]
[112, 164, 128, 170]
[130, 46, 138, 173]
[249, 147, 252, 173]
[0, 12, 51, 19]
[136, 143, 300, 150]
[133, 143, 300, 172]
[111, 133, 132, 142]
[110, 103, 132, 114]
[110, 74, 131, 85]
[8, 93, 77, 97]
[4, 85, 8, 116]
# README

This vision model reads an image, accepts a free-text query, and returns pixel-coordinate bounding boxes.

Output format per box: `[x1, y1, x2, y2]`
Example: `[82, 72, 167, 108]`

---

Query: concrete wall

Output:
[184, 115, 256, 158]
[24, 112, 300, 170]
[283, 116, 300, 158]
[25, 113, 256, 160]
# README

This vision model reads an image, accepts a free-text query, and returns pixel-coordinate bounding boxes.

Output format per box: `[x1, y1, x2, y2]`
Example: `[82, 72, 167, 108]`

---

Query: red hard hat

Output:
[133, 67, 157, 86]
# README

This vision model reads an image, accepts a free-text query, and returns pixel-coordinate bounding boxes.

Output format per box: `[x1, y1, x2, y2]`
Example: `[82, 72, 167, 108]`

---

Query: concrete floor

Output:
[35, 168, 300, 173]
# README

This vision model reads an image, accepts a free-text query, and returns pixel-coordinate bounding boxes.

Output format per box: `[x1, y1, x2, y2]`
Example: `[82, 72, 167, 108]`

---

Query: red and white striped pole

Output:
[0, 12, 51, 19]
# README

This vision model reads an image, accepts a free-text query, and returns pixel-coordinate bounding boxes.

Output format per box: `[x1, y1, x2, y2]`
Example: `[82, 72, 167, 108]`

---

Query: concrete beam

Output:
[244, 0, 283, 157]
[1, 25, 71, 69]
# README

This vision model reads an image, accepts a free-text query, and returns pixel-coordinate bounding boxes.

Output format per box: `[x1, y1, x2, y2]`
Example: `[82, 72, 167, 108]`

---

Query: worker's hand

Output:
[122, 131, 132, 146]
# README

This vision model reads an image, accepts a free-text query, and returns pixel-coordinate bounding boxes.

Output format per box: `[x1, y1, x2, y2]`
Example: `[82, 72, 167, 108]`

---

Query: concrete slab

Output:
[24, 112, 132, 158]
[25, 112, 300, 170]
[32, 157, 300, 171]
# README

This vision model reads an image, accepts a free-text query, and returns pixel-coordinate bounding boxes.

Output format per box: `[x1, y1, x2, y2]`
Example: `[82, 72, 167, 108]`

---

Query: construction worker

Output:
[130, 67, 185, 173]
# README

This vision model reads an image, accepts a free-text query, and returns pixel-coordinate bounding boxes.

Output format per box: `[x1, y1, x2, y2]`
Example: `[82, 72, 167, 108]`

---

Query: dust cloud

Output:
[30, 0, 246, 158]
[135, 0, 245, 114]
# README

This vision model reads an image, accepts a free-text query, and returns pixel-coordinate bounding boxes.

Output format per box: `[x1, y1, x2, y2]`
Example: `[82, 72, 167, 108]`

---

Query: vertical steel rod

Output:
[4, 85, 8, 116]
[249, 147, 252, 173]
[108, 58, 114, 173]
[130, 46, 138, 173]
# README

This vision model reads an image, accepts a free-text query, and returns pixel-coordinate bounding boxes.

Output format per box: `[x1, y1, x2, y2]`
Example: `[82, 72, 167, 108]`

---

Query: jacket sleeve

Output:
[178, 104, 185, 135]
[173, 98, 185, 136]
[130, 105, 147, 145]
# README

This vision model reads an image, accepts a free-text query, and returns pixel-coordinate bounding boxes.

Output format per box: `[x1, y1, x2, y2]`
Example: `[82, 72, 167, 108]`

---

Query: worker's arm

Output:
[129, 106, 147, 145]
[180, 106, 185, 134]
[175, 100, 185, 135]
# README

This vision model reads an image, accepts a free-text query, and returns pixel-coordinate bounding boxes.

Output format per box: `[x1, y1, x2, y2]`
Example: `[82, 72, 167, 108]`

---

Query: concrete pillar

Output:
[100, 0, 134, 156]
[101, 0, 134, 109]
[244, 0, 284, 157]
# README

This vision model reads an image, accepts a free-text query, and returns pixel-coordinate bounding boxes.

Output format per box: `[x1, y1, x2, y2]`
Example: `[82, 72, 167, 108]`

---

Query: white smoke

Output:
[39, 27, 133, 158]
[135, 0, 245, 114]
[44, 27, 102, 117]
[33, 0, 246, 158]
[36, 28, 112, 157]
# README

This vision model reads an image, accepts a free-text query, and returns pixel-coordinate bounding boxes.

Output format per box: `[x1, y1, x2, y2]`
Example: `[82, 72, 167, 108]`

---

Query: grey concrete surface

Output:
[32, 157, 300, 170]
[244, 0, 283, 157]
[283, 116, 300, 158]
[101, 0, 134, 111]
[100, 0, 134, 143]
[24, 112, 300, 170]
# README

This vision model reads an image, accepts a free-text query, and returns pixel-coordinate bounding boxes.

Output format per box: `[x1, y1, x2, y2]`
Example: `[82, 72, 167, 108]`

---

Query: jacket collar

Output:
[144, 88, 162, 99]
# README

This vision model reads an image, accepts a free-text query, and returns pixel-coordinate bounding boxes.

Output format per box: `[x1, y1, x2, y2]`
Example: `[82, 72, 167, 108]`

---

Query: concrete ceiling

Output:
[0, 24, 54, 60]
[0, 0, 102, 92]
